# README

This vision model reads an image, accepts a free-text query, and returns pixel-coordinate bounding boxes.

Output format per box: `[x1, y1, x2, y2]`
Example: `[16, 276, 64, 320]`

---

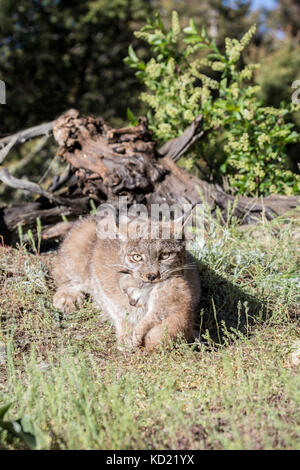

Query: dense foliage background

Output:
[0, 0, 299, 197]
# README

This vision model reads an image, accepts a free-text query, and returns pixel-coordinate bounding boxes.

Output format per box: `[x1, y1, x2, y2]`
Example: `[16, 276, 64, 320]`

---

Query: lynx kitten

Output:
[52, 214, 201, 350]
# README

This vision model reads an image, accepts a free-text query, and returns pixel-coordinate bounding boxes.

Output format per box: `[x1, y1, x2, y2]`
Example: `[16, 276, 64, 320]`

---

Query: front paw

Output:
[117, 335, 136, 352]
[53, 290, 84, 314]
[132, 330, 143, 348]
[126, 288, 143, 307]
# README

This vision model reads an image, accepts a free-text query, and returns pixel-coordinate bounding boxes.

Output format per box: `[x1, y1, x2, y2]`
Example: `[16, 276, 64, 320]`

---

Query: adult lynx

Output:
[52, 214, 201, 350]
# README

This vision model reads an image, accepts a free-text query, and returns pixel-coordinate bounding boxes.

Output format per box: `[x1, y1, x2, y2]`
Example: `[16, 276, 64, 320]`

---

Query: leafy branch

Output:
[125, 11, 300, 196]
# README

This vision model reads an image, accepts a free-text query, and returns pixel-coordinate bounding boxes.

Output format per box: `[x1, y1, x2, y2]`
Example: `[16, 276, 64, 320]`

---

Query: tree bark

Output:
[0, 109, 298, 246]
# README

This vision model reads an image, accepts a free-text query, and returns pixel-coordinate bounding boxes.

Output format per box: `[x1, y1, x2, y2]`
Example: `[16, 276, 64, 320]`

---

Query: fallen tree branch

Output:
[0, 135, 19, 164]
[0, 119, 54, 166]
[0, 121, 54, 149]
[15, 135, 50, 173]
[0, 167, 89, 210]
[41, 221, 74, 240]
[158, 115, 205, 162]
[48, 164, 73, 192]
[0, 202, 84, 245]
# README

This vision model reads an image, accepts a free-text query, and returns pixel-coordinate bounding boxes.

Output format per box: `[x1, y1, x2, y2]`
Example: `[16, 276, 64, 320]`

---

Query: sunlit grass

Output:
[0, 210, 299, 449]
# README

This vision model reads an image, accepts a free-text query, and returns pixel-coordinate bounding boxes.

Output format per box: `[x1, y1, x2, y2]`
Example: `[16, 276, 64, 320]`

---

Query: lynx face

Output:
[119, 238, 186, 283]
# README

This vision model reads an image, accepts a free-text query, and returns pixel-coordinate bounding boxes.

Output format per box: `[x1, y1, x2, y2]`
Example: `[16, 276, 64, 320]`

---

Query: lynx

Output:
[52, 213, 201, 350]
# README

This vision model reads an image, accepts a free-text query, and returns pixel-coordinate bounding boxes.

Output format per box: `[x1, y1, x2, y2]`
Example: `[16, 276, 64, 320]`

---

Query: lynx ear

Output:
[173, 200, 202, 239]
[116, 214, 130, 241]
[96, 204, 118, 239]
[117, 214, 150, 241]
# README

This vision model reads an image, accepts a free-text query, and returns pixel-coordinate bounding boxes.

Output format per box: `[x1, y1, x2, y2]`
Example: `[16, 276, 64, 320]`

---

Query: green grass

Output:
[0, 210, 299, 449]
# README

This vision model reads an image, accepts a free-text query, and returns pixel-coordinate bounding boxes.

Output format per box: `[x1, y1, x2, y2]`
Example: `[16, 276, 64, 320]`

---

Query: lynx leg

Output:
[115, 318, 135, 351]
[131, 314, 156, 348]
[143, 315, 192, 349]
[53, 284, 84, 314]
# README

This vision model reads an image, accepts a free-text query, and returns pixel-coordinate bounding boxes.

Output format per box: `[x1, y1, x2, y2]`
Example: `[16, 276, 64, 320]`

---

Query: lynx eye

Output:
[131, 254, 142, 262]
[160, 252, 171, 260]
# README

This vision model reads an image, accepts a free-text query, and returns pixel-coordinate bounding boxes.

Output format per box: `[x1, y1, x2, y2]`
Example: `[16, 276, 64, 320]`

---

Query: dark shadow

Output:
[193, 260, 269, 346]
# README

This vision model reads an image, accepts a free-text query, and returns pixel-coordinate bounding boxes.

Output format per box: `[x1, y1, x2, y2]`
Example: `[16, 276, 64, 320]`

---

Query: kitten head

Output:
[120, 237, 186, 283]
[96, 212, 191, 283]
[118, 219, 187, 283]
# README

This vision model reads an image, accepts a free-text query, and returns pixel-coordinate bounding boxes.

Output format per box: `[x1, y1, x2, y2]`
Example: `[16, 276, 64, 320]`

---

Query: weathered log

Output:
[51, 110, 298, 221]
[0, 109, 299, 246]
[0, 201, 84, 245]
[52, 109, 167, 205]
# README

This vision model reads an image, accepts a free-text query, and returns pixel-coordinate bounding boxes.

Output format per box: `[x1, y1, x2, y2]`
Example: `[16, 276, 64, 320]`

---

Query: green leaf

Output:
[0, 403, 11, 420]
[183, 26, 194, 35]
[220, 163, 227, 173]
[137, 61, 146, 70]
[183, 19, 198, 35]
[0, 404, 50, 449]
[126, 108, 138, 126]
[0, 418, 37, 449]
[183, 35, 203, 45]
[128, 45, 138, 63]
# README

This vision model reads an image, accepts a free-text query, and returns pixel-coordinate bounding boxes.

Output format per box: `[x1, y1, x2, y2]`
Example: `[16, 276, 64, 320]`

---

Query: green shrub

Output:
[125, 11, 300, 196]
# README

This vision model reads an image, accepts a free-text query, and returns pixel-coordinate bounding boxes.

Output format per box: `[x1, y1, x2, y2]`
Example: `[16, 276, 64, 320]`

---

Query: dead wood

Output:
[158, 114, 205, 162]
[0, 167, 88, 209]
[0, 109, 298, 246]
[0, 120, 54, 148]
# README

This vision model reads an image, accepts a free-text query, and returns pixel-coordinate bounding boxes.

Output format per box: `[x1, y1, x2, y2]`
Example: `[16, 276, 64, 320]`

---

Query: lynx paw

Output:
[53, 289, 84, 314]
[131, 330, 143, 348]
[126, 288, 144, 307]
[117, 337, 136, 352]
[116, 329, 138, 352]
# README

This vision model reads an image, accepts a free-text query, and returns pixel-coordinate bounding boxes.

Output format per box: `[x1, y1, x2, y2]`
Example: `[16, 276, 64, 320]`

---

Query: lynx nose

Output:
[146, 272, 159, 282]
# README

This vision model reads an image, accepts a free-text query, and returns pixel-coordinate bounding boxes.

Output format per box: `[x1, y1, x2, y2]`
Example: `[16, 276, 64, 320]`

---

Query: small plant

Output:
[17, 224, 24, 248]
[125, 11, 300, 196]
[17, 217, 42, 254]
[36, 217, 42, 254]
[0, 403, 46, 449]
[1, 205, 299, 449]
[89, 199, 97, 215]
[26, 228, 37, 254]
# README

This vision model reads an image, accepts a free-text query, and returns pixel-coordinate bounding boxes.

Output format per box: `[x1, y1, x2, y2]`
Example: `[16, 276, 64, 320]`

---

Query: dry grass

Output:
[0, 211, 299, 449]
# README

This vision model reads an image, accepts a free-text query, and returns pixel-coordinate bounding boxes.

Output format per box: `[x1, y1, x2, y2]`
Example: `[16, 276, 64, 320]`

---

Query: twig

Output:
[0, 120, 54, 165]
[0, 135, 19, 164]
[15, 135, 50, 173]
[0, 167, 86, 209]
[48, 164, 73, 192]
[0, 121, 54, 148]
[158, 115, 205, 162]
